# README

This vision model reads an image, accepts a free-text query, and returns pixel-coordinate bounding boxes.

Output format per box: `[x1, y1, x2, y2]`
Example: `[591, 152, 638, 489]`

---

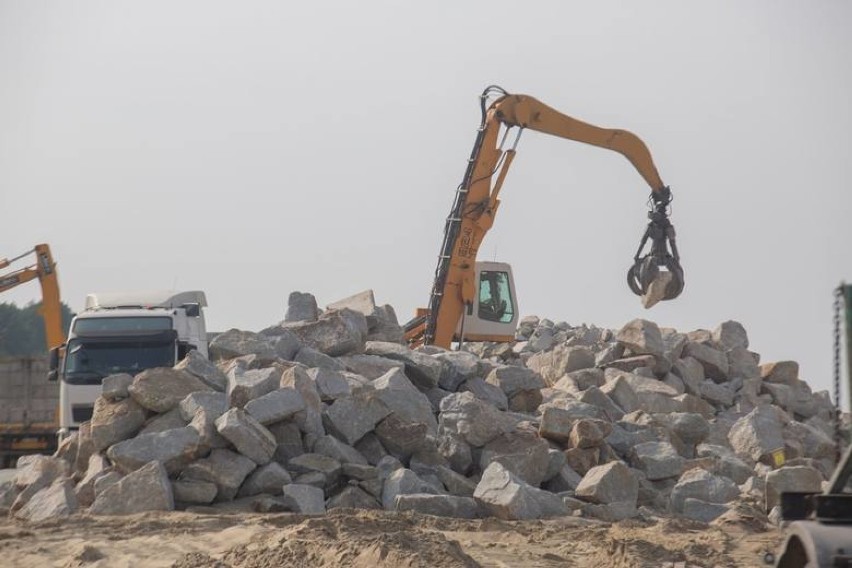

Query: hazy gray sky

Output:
[2, 2, 851, 401]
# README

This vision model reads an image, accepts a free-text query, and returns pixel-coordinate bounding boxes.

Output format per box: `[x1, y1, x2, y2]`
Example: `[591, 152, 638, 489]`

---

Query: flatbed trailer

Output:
[0, 357, 58, 467]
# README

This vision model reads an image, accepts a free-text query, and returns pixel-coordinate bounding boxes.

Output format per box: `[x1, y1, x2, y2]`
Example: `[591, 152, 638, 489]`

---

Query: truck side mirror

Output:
[47, 346, 61, 382]
[183, 303, 201, 317]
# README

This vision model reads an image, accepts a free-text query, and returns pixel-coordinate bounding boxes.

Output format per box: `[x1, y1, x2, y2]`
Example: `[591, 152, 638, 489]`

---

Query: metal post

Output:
[844, 284, 852, 414]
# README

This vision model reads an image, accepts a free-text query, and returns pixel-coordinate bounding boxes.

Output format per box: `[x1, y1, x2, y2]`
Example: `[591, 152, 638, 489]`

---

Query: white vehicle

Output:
[50, 290, 208, 436]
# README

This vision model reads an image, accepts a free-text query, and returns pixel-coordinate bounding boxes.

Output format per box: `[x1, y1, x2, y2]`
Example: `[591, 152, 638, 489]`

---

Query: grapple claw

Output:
[627, 188, 684, 305]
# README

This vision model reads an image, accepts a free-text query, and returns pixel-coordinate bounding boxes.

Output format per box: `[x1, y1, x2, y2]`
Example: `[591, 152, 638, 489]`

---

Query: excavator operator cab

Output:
[478, 270, 512, 323]
[455, 261, 518, 343]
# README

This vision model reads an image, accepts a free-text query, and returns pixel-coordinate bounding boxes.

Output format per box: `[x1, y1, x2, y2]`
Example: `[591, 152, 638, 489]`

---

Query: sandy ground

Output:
[0, 507, 784, 568]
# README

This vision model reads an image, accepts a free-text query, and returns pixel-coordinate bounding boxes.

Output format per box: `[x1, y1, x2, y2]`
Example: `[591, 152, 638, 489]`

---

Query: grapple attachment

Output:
[627, 187, 684, 307]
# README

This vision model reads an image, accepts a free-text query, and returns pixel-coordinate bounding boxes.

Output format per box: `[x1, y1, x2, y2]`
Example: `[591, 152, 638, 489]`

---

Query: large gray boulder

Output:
[327, 486, 382, 510]
[323, 390, 392, 445]
[761, 361, 800, 386]
[287, 309, 367, 357]
[15, 479, 77, 523]
[479, 431, 552, 486]
[307, 368, 351, 401]
[616, 319, 664, 358]
[474, 462, 568, 520]
[226, 366, 284, 409]
[90, 396, 147, 451]
[107, 427, 202, 474]
[139, 408, 188, 435]
[101, 373, 134, 400]
[288, 453, 342, 488]
[372, 368, 438, 434]
[174, 350, 228, 391]
[285, 291, 320, 323]
[461, 378, 508, 411]
[364, 341, 443, 389]
[728, 405, 787, 463]
[314, 435, 369, 465]
[179, 391, 228, 422]
[682, 342, 729, 382]
[244, 387, 306, 425]
[527, 345, 595, 385]
[375, 414, 429, 460]
[439, 392, 517, 447]
[128, 368, 213, 413]
[181, 449, 256, 501]
[486, 366, 545, 397]
[394, 494, 480, 519]
[382, 468, 442, 510]
[172, 480, 218, 504]
[670, 468, 739, 513]
[281, 484, 326, 514]
[338, 354, 405, 380]
[90, 461, 174, 515]
[628, 441, 685, 481]
[765, 466, 823, 510]
[215, 408, 277, 465]
[575, 461, 639, 505]
[435, 351, 483, 392]
[209, 329, 280, 361]
[712, 320, 749, 350]
[238, 462, 293, 497]
[279, 365, 325, 437]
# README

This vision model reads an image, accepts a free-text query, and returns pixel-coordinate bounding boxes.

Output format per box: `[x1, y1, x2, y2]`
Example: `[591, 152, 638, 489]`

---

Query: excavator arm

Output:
[418, 86, 682, 348]
[0, 244, 65, 350]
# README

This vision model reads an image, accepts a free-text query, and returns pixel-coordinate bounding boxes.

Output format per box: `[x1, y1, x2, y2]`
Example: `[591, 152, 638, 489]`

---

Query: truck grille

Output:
[71, 405, 94, 423]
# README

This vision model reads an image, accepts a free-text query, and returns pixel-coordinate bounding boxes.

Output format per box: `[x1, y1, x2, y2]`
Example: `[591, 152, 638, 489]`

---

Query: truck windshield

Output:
[63, 338, 175, 384]
[73, 316, 172, 333]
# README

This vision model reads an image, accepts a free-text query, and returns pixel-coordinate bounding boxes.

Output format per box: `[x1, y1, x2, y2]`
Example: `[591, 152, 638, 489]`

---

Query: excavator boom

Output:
[0, 244, 65, 350]
[417, 86, 682, 349]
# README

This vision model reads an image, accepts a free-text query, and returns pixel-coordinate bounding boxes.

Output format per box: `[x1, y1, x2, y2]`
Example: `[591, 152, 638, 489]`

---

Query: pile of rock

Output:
[0, 290, 838, 525]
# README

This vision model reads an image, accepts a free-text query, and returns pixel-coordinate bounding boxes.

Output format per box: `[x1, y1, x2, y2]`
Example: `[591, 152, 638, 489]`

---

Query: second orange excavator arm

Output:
[0, 244, 65, 350]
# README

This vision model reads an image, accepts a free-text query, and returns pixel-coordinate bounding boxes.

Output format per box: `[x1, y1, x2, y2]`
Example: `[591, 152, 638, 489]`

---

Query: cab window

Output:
[478, 271, 514, 323]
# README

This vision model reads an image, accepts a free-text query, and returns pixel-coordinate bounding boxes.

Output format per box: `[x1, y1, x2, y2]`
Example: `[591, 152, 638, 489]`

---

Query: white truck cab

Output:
[52, 290, 208, 436]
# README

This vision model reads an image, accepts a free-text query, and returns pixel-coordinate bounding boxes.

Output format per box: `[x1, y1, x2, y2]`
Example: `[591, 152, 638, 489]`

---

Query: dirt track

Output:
[0, 508, 783, 568]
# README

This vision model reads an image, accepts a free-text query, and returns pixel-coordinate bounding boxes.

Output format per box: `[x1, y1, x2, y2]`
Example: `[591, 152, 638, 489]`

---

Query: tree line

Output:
[0, 302, 75, 357]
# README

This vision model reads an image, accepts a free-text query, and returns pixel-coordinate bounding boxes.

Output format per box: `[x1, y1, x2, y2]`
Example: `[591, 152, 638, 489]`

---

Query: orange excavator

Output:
[0, 243, 65, 350]
[0, 243, 65, 465]
[406, 86, 683, 349]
